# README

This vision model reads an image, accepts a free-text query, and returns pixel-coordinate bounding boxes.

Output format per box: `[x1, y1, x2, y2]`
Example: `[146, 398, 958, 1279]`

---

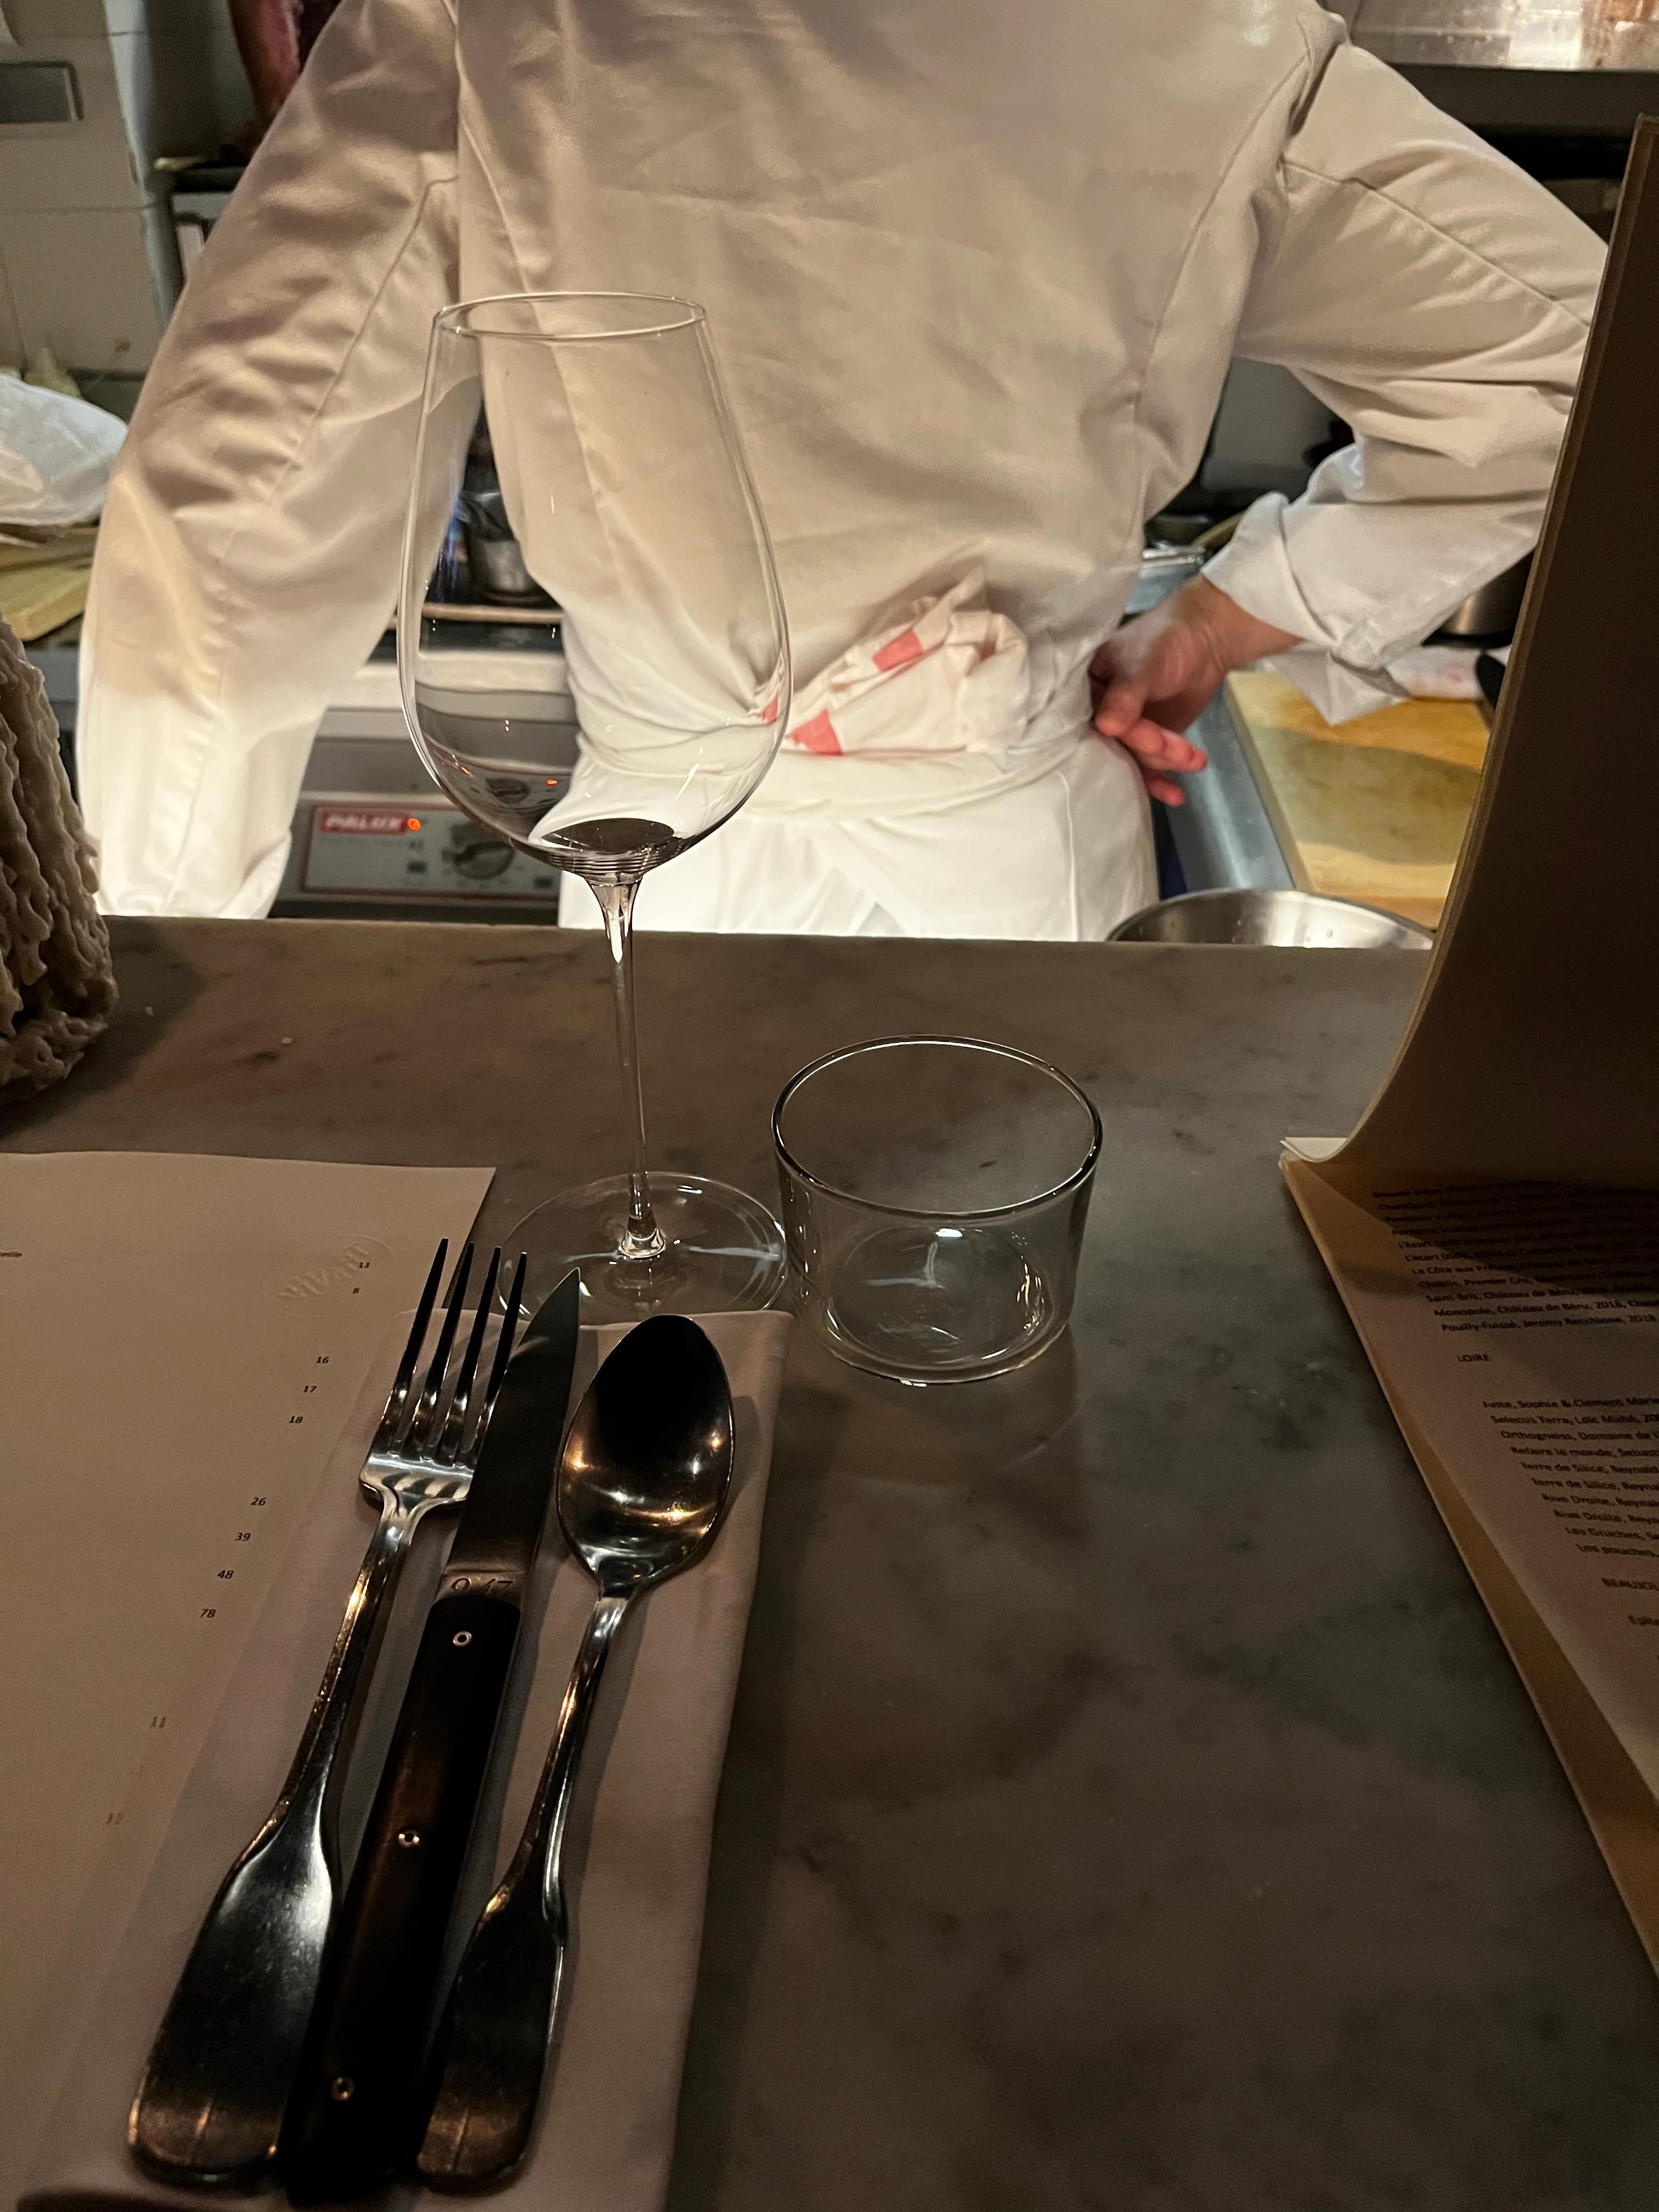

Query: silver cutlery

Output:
[276, 1270, 582, 2202]
[128, 1239, 527, 2188]
[416, 1314, 735, 2188]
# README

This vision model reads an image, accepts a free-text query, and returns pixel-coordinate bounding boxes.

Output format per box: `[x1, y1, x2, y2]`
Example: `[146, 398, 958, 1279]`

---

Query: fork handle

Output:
[276, 1502, 417, 1821]
[278, 1587, 523, 2201]
[127, 1502, 419, 2187]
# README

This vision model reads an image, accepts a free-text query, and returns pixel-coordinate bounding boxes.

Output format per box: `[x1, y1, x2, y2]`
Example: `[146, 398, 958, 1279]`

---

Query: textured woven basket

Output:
[0, 618, 115, 1102]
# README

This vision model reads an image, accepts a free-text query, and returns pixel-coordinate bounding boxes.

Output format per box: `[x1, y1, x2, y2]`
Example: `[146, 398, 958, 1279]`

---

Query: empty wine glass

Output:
[399, 294, 791, 1320]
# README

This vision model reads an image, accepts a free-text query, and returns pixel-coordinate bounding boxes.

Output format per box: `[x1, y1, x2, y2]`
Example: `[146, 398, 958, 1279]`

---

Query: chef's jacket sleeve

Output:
[1201, 41, 1605, 722]
[78, 0, 459, 917]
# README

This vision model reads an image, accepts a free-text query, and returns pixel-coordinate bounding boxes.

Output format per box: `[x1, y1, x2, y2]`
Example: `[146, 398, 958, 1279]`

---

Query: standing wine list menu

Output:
[0, 1150, 490, 2202]
[1284, 124, 1659, 1962]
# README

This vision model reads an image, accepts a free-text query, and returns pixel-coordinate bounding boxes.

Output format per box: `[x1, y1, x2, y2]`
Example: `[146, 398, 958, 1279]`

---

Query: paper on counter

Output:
[1285, 1167, 1659, 1957]
[0, 1152, 490, 2204]
[1283, 125, 1659, 1965]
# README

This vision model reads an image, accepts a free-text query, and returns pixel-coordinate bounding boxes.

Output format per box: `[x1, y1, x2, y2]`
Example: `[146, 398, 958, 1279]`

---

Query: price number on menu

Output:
[187, 1350, 343, 1649]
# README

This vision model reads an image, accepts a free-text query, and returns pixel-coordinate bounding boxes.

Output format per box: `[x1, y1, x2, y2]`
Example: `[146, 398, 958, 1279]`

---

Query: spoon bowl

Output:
[558, 1315, 735, 1593]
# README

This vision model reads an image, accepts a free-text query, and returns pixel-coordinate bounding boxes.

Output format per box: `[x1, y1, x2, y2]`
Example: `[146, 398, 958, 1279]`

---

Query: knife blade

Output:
[276, 1268, 581, 2202]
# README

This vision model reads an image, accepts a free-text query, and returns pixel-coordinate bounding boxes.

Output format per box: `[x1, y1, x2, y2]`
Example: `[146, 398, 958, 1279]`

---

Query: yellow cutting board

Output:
[1224, 670, 1490, 929]
[0, 525, 95, 642]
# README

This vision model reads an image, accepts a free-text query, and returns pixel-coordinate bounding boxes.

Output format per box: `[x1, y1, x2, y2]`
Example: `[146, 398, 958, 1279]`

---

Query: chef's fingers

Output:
[1090, 625, 1184, 735]
[1091, 665, 1158, 738]
[1108, 717, 1209, 774]
[1109, 715, 1209, 808]
[1093, 629, 1209, 740]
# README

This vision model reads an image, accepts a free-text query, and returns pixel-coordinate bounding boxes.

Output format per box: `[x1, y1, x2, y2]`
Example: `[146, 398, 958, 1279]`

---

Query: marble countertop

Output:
[8, 920, 1658, 2209]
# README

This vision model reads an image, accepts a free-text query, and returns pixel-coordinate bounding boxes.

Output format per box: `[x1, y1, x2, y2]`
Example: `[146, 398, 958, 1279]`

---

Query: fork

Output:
[127, 1239, 528, 2188]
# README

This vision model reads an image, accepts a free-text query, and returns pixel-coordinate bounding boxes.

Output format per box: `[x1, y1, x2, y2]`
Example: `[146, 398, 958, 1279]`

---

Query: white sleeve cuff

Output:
[1254, 643, 1404, 724]
[1199, 491, 1401, 723]
[1202, 473, 1543, 725]
[1200, 491, 1318, 642]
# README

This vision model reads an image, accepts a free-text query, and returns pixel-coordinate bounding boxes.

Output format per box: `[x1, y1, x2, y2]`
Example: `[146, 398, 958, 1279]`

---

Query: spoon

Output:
[414, 1313, 735, 2187]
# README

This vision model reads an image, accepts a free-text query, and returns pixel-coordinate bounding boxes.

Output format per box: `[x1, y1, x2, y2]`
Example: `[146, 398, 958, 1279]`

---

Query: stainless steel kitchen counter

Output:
[1349, 0, 1659, 132]
[1127, 555, 1294, 899]
[1353, 0, 1659, 74]
[7, 919, 1658, 2208]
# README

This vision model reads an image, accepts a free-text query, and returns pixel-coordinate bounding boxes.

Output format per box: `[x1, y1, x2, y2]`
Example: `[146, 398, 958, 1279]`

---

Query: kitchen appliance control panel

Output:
[298, 799, 563, 904]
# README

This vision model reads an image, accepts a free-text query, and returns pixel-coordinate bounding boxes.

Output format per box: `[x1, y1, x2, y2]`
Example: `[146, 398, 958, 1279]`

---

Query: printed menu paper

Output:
[1284, 123, 1659, 1961]
[1284, 1169, 1659, 1956]
[0, 1152, 490, 2202]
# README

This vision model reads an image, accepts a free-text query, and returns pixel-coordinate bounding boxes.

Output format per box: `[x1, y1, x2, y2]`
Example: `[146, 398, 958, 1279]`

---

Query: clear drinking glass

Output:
[773, 1037, 1101, 1382]
[399, 294, 792, 1321]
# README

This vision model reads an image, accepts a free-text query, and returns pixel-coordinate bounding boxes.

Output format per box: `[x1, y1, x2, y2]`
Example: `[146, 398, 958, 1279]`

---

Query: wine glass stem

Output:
[591, 876, 665, 1263]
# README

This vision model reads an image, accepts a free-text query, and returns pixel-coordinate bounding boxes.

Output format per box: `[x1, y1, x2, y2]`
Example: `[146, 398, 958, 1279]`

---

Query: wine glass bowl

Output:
[399, 294, 791, 1320]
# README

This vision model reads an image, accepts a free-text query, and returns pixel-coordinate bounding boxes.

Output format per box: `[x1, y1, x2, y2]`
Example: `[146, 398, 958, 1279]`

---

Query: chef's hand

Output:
[1091, 577, 1299, 806]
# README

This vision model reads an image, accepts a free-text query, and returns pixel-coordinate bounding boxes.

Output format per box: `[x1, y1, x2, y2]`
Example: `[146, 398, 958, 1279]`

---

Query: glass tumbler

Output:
[773, 1037, 1101, 1383]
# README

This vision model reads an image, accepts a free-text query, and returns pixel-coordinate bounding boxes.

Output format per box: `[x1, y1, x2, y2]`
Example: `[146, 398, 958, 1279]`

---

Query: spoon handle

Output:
[416, 1589, 631, 2187]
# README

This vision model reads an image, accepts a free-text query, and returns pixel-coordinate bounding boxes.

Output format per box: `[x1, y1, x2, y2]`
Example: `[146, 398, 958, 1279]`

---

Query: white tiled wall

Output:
[0, 0, 250, 373]
[0, 34, 146, 213]
[0, 204, 165, 366]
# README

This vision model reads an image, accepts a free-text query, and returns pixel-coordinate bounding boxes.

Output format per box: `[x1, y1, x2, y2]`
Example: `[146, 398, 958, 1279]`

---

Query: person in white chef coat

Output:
[78, 0, 1603, 936]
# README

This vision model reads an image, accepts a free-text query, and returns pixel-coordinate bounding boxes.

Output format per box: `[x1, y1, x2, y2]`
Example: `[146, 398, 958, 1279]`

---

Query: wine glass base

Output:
[509, 1173, 787, 1324]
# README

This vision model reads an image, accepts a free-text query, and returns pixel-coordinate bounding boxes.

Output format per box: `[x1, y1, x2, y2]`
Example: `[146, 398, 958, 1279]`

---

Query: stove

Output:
[274, 630, 577, 921]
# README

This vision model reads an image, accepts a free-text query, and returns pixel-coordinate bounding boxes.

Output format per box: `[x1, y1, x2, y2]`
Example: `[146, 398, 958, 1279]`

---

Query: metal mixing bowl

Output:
[1435, 554, 1530, 641]
[1109, 889, 1434, 950]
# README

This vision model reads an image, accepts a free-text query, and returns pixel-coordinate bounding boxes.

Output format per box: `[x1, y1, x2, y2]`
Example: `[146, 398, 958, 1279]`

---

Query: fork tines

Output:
[377, 1243, 528, 1466]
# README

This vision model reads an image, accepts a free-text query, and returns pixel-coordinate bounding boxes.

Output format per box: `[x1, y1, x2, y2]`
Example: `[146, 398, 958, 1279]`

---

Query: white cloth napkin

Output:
[23, 1308, 792, 2212]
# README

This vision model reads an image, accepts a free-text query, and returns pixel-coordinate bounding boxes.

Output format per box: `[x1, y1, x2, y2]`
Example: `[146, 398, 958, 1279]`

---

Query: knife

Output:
[277, 1268, 581, 2202]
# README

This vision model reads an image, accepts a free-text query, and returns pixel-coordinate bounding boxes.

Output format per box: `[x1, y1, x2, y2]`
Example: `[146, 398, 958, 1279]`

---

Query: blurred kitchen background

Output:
[2, 0, 1655, 923]
[1, 0, 1647, 447]
[0, 0, 246, 415]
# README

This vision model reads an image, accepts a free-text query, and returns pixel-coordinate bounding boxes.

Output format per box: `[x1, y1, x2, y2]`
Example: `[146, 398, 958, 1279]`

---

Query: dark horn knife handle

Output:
[277, 1588, 521, 2202]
